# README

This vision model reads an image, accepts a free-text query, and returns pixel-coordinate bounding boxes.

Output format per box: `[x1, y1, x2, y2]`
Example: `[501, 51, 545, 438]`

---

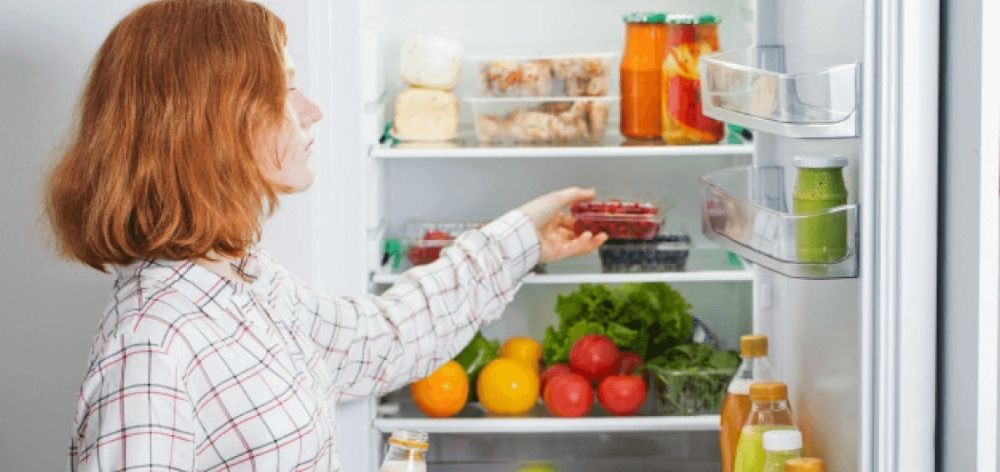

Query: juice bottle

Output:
[379, 429, 428, 472]
[793, 155, 850, 263]
[733, 382, 796, 472]
[761, 430, 803, 472]
[721, 335, 776, 472]
[784, 458, 825, 472]
[620, 12, 667, 139]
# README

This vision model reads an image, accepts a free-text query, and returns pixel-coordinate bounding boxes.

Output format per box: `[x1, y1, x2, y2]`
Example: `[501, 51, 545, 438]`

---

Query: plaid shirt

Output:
[69, 210, 539, 471]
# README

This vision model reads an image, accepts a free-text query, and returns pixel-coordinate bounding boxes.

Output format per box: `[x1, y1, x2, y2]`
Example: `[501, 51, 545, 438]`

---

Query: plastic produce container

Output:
[468, 96, 616, 145]
[404, 222, 480, 266]
[647, 366, 735, 416]
[570, 199, 662, 240]
[474, 53, 615, 97]
[598, 234, 691, 272]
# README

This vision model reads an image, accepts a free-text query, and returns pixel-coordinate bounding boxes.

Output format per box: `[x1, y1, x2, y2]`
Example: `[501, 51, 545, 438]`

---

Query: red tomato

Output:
[597, 374, 647, 416]
[543, 373, 594, 418]
[614, 352, 643, 375]
[540, 363, 573, 393]
[569, 334, 620, 383]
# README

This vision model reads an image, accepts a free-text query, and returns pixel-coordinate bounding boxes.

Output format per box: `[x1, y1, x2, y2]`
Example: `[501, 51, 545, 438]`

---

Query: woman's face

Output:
[260, 65, 323, 193]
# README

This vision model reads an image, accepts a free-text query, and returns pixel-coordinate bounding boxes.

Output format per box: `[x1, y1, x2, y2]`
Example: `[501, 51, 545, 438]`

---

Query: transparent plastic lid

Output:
[388, 429, 429, 450]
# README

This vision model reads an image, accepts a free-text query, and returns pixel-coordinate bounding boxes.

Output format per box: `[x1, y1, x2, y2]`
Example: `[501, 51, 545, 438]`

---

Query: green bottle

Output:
[793, 156, 849, 263]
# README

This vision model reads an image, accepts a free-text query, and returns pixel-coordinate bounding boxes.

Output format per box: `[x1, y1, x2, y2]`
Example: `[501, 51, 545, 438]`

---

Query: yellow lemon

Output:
[476, 358, 539, 415]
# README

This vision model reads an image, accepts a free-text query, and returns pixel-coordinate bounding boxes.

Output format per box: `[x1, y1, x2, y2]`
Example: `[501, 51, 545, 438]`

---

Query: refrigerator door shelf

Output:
[700, 165, 859, 279]
[701, 46, 861, 139]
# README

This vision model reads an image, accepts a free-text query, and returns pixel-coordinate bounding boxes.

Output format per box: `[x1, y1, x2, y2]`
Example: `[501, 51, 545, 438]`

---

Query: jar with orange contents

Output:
[661, 14, 724, 144]
[620, 12, 667, 140]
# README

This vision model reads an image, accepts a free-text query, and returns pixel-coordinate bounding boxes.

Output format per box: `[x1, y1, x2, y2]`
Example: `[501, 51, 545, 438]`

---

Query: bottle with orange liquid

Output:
[620, 12, 667, 140]
[720, 335, 776, 472]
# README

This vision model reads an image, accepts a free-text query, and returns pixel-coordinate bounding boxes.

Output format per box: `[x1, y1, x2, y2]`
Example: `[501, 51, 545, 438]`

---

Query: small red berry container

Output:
[404, 222, 482, 266]
[570, 199, 664, 240]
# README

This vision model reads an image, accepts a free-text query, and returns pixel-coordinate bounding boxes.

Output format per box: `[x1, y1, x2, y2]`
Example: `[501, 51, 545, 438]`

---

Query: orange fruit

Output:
[410, 361, 468, 418]
[476, 358, 540, 415]
[500, 337, 543, 372]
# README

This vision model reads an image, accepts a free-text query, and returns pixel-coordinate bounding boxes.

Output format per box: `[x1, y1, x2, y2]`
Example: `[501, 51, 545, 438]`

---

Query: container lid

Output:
[388, 429, 429, 450]
[623, 12, 667, 23]
[763, 429, 803, 452]
[794, 155, 849, 169]
[740, 334, 769, 358]
[784, 458, 826, 472]
[750, 381, 788, 402]
[665, 13, 721, 25]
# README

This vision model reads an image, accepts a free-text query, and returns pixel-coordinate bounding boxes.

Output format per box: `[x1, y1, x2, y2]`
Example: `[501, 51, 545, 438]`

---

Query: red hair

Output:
[45, 0, 288, 271]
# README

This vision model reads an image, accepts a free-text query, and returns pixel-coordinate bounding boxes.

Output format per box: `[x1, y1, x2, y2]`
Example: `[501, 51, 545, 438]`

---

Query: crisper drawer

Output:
[382, 431, 720, 472]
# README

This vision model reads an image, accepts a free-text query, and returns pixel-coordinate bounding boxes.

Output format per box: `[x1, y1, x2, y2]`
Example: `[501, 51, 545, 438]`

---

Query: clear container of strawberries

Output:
[404, 222, 482, 266]
[570, 199, 663, 240]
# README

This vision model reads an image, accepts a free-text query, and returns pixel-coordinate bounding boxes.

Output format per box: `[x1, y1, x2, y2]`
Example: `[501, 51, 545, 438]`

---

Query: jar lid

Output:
[785, 457, 826, 472]
[750, 381, 788, 402]
[763, 429, 803, 451]
[794, 155, 849, 169]
[623, 12, 667, 23]
[665, 13, 721, 25]
[388, 429, 429, 450]
[740, 334, 768, 357]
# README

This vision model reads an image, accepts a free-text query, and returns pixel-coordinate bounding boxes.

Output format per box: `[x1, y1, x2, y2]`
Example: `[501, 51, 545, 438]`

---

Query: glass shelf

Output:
[375, 394, 719, 434]
[700, 166, 859, 279]
[372, 248, 752, 285]
[700, 46, 860, 138]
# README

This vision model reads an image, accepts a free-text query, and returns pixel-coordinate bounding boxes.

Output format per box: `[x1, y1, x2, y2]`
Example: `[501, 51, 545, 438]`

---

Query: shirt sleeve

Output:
[70, 336, 196, 471]
[292, 210, 540, 399]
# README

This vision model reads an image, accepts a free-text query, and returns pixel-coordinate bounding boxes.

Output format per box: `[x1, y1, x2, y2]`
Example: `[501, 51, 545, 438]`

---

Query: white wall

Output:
[0, 1, 334, 469]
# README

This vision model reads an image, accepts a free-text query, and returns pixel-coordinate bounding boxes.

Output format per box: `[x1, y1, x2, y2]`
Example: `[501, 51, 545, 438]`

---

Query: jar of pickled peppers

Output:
[661, 14, 724, 144]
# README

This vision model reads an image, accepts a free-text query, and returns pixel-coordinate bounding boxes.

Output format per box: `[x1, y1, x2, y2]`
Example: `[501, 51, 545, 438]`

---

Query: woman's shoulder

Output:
[96, 259, 238, 355]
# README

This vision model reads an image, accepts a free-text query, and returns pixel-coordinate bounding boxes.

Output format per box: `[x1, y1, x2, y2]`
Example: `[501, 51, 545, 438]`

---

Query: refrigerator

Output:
[269, 0, 947, 470]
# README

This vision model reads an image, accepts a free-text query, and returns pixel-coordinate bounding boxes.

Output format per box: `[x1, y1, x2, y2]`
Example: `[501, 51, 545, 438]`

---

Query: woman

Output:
[47, 1, 606, 470]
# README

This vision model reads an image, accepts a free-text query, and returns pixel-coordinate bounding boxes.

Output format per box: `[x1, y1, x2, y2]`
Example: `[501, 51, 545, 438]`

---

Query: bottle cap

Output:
[740, 334, 768, 357]
[750, 381, 788, 402]
[623, 12, 667, 23]
[665, 13, 721, 25]
[794, 155, 849, 169]
[763, 429, 803, 451]
[785, 457, 825, 472]
[388, 429, 429, 450]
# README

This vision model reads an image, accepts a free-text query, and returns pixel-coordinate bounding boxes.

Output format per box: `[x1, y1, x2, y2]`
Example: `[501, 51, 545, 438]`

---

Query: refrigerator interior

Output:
[360, 0, 876, 470]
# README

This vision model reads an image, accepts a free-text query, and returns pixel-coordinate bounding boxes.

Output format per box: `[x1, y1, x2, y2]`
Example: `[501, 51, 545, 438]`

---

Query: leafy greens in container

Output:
[646, 343, 740, 415]
[542, 283, 694, 365]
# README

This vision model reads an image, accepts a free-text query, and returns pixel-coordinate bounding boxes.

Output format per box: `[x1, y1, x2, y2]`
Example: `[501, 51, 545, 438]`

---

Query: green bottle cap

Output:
[665, 13, 721, 25]
[623, 11, 667, 23]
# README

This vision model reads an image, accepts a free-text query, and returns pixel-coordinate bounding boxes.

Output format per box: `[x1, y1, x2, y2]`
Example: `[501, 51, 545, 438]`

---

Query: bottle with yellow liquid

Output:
[761, 430, 802, 472]
[720, 335, 776, 472]
[733, 382, 796, 472]
[784, 458, 825, 472]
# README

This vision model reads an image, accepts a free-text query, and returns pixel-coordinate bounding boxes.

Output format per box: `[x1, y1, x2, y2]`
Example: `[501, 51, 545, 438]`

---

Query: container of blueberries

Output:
[598, 233, 691, 272]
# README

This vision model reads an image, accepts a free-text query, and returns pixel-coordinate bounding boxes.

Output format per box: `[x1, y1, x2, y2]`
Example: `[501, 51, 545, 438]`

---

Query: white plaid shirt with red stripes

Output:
[69, 210, 539, 471]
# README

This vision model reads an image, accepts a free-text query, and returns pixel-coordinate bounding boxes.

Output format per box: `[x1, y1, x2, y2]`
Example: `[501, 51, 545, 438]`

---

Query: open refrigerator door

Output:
[287, 0, 940, 470]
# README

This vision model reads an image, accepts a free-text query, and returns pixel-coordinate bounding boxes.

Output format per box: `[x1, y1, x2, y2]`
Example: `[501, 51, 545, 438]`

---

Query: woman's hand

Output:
[518, 187, 608, 264]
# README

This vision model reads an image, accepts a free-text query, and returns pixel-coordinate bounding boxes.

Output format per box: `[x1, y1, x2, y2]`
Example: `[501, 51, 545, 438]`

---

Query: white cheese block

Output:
[400, 34, 463, 90]
[393, 88, 459, 141]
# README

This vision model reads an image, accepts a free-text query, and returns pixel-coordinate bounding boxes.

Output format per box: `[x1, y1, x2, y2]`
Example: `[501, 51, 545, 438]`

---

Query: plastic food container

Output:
[599, 234, 691, 272]
[474, 53, 615, 97]
[570, 199, 661, 240]
[404, 222, 480, 266]
[469, 96, 616, 145]
[647, 366, 735, 415]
